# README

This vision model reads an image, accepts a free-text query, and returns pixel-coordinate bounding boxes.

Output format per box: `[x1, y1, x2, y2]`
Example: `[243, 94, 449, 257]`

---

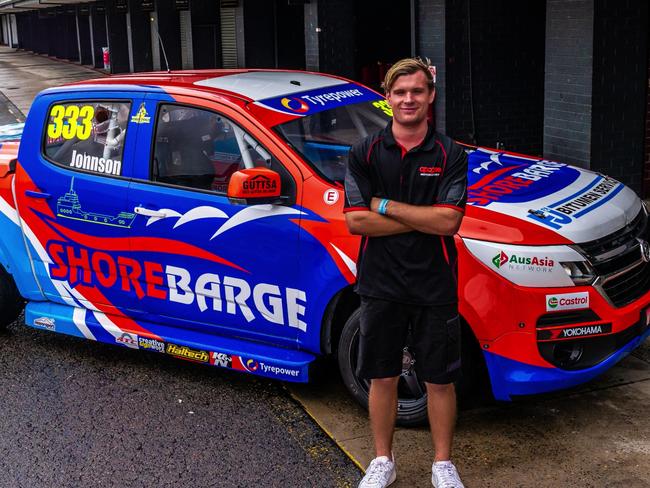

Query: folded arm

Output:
[370, 197, 464, 236]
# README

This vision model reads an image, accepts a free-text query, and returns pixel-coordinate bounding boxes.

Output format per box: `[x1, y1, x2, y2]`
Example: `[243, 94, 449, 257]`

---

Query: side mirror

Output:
[227, 167, 287, 205]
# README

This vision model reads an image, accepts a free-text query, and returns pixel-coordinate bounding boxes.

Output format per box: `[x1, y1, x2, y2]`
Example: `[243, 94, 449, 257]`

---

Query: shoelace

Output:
[365, 459, 392, 485]
[435, 463, 460, 488]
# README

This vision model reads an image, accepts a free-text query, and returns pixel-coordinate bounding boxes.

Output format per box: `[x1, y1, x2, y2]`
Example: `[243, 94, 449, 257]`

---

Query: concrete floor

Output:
[2, 45, 650, 487]
[290, 349, 650, 488]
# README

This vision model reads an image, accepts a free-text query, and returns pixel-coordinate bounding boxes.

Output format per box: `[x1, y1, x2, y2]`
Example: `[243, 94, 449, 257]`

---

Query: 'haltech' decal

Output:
[166, 343, 210, 363]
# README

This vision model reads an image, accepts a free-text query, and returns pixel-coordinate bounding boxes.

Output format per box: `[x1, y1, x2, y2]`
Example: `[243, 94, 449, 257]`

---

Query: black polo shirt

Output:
[344, 121, 468, 305]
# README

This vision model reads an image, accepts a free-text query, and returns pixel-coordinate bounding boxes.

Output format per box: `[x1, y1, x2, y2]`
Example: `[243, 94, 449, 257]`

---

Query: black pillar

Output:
[190, 0, 221, 68]
[63, 5, 79, 61]
[91, 4, 108, 69]
[106, 0, 130, 73]
[128, 0, 153, 72]
[77, 5, 93, 65]
[155, 0, 182, 70]
[46, 10, 58, 57]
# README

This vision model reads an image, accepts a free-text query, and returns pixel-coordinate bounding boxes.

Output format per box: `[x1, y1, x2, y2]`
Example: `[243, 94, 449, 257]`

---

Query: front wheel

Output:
[337, 308, 429, 427]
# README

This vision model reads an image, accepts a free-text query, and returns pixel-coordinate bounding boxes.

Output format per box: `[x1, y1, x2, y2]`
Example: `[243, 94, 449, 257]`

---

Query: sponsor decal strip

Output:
[537, 323, 612, 342]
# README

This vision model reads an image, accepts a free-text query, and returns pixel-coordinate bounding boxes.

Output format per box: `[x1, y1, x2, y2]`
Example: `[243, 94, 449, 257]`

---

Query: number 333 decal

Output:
[47, 104, 95, 140]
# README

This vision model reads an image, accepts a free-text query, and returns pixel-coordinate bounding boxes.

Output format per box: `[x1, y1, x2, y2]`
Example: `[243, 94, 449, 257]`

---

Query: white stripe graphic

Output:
[0, 195, 19, 226]
[330, 243, 357, 277]
[72, 307, 95, 340]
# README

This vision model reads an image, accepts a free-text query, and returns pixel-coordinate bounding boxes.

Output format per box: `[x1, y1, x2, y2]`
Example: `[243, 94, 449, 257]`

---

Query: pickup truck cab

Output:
[0, 70, 648, 425]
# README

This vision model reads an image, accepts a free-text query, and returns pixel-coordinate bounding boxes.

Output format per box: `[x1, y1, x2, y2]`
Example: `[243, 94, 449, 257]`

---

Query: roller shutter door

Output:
[220, 3, 237, 68]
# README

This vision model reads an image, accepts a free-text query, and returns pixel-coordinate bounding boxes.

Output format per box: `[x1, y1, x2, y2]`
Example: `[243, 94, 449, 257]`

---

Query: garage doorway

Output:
[354, 0, 412, 90]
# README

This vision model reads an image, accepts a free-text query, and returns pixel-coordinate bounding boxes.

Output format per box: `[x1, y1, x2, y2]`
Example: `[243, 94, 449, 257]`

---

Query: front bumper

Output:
[484, 319, 650, 401]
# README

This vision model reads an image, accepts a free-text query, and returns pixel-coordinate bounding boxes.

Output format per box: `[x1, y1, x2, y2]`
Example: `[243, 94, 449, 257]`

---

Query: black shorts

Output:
[356, 296, 461, 384]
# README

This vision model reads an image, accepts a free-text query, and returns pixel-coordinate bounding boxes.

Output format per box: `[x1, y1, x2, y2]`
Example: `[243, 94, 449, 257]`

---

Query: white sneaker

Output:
[358, 455, 396, 488]
[431, 461, 464, 488]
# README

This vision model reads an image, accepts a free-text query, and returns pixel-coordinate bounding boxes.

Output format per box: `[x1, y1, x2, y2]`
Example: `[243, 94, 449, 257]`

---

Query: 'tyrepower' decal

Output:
[256, 83, 381, 117]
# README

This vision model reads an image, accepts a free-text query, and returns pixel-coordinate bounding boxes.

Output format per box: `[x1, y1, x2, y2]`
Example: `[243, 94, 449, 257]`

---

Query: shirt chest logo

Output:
[419, 166, 442, 177]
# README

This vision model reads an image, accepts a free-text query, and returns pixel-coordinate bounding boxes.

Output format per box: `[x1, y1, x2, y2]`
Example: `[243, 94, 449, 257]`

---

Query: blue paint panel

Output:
[467, 149, 581, 207]
[25, 300, 314, 382]
[484, 326, 650, 400]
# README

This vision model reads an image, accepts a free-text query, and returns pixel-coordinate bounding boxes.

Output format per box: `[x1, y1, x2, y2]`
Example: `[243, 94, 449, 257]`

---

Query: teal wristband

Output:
[378, 198, 389, 215]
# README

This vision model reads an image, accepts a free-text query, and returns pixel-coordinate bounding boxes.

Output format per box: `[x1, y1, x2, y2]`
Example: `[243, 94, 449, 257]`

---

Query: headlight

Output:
[560, 260, 596, 286]
[463, 238, 590, 287]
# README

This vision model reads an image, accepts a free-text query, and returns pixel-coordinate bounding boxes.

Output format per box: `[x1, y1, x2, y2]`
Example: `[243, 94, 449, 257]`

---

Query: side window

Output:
[152, 104, 294, 197]
[44, 101, 131, 177]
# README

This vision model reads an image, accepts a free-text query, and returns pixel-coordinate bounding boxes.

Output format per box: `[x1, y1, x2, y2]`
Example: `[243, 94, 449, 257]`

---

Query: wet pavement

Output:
[0, 315, 360, 488]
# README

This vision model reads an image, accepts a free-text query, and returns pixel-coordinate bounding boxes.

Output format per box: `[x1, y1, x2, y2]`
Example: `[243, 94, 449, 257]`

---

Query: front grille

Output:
[580, 208, 646, 258]
[577, 207, 649, 308]
[601, 261, 650, 307]
[536, 310, 601, 328]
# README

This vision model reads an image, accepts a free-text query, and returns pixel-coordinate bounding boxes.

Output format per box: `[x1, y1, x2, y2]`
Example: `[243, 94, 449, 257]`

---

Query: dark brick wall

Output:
[645, 49, 650, 198]
[543, 0, 593, 168]
[243, 0, 275, 68]
[417, 0, 446, 132]
[316, 0, 356, 78]
[591, 0, 648, 196]
[446, 0, 545, 154]
[304, 2, 319, 71]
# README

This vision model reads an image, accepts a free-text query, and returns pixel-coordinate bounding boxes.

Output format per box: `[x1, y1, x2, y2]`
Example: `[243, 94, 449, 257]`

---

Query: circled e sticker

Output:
[323, 188, 340, 205]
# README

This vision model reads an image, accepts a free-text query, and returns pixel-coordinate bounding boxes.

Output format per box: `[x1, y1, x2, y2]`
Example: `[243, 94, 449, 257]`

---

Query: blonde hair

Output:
[382, 57, 435, 94]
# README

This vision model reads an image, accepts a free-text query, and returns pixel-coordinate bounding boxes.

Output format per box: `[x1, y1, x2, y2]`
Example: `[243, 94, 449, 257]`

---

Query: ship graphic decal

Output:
[56, 178, 136, 228]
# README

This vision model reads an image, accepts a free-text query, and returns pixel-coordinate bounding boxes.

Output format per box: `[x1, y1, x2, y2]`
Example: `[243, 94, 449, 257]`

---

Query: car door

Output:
[126, 94, 306, 348]
[14, 92, 143, 314]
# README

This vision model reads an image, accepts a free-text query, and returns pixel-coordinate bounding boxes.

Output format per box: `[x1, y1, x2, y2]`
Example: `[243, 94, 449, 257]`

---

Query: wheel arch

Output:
[319, 285, 359, 355]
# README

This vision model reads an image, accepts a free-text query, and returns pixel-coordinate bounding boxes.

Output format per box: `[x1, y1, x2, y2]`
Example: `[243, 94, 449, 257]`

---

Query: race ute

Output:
[0, 70, 647, 426]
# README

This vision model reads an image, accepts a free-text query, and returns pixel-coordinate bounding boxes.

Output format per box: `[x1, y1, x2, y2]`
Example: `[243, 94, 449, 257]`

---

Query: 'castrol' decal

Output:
[545, 292, 589, 312]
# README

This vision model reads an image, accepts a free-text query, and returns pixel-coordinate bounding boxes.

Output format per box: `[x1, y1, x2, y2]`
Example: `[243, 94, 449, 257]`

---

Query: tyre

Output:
[0, 266, 23, 330]
[337, 308, 429, 427]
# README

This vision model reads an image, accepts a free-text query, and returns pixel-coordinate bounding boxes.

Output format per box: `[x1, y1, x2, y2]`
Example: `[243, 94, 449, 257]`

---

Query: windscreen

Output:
[274, 100, 392, 183]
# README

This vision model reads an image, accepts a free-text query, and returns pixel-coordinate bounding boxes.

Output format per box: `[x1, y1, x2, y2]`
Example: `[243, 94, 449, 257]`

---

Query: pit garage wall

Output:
[444, 0, 546, 156]
[544, 0, 648, 196]
[590, 0, 648, 197]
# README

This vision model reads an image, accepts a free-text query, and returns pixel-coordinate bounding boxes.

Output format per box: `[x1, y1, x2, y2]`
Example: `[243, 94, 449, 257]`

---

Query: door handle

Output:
[25, 190, 51, 199]
[134, 206, 168, 218]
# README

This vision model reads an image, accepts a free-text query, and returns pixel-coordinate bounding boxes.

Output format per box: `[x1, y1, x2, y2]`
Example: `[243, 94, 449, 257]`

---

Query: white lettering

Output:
[195, 273, 222, 312]
[166, 265, 194, 304]
[286, 288, 307, 332]
[253, 283, 284, 325]
[223, 277, 255, 323]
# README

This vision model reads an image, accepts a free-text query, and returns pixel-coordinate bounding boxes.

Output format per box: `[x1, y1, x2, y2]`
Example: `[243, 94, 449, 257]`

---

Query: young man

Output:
[344, 58, 468, 488]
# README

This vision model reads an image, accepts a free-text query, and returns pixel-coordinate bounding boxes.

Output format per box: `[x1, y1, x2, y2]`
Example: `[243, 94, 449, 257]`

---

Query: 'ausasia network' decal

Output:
[467, 150, 580, 207]
[256, 83, 381, 117]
